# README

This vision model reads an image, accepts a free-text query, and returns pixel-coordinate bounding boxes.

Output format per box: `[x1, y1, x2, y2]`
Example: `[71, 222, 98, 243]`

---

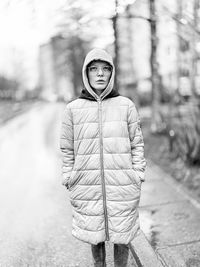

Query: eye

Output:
[103, 66, 112, 72]
[89, 66, 97, 72]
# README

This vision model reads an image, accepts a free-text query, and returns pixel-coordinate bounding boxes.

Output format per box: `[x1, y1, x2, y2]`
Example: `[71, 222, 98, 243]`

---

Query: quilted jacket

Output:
[60, 49, 146, 245]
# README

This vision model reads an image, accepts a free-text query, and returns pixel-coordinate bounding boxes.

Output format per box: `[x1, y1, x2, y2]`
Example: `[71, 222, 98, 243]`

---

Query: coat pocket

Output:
[130, 169, 142, 189]
[68, 170, 82, 191]
[68, 170, 77, 190]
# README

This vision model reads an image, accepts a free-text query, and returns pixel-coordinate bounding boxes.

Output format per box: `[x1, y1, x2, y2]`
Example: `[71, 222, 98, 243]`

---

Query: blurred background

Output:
[0, 0, 200, 266]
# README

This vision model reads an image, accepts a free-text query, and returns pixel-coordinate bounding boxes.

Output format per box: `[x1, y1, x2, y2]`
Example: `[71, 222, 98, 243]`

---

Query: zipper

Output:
[97, 98, 109, 240]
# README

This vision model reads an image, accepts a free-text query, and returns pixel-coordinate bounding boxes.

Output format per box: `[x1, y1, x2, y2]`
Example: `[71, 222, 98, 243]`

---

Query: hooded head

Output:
[81, 48, 118, 101]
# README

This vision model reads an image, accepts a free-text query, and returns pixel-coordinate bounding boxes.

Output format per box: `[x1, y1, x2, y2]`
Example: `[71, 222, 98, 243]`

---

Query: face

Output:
[87, 61, 112, 93]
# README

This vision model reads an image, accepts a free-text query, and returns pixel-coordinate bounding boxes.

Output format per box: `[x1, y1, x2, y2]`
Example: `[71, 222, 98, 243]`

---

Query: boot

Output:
[114, 243, 129, 267]
[91, 242, 106, 267]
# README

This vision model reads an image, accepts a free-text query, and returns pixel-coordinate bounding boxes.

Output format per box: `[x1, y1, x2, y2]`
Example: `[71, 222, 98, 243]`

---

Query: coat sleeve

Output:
[128, 103, 146, 182]
[60, 106, 74, 187]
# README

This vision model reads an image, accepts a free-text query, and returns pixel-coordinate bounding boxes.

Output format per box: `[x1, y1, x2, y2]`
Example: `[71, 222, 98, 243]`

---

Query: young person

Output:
[60, 48, 146, 267]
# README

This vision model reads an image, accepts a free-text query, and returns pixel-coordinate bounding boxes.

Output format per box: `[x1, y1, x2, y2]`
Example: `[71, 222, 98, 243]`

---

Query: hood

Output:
[80, 48, 119, 101]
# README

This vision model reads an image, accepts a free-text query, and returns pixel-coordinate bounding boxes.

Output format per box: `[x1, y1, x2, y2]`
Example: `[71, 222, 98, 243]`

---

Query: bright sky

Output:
[0, 0, 135, 87]
[0, 0, 69, 48]
[0, 0, 64, 86]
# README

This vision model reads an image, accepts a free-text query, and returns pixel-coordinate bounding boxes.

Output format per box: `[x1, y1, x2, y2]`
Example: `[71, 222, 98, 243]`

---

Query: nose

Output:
[97, 68, 103, 76]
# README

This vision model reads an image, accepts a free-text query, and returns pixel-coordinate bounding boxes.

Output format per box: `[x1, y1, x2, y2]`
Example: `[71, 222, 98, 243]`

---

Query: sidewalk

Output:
[0, 100, 38, 125]
[139, 160, 200, 267]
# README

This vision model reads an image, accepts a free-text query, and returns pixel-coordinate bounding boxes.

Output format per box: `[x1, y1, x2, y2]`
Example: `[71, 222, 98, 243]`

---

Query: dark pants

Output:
[91, 242, 129, 267]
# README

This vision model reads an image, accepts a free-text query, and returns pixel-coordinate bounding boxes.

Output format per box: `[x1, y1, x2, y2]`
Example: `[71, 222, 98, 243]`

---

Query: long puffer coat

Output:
[60, 49, 146, 245]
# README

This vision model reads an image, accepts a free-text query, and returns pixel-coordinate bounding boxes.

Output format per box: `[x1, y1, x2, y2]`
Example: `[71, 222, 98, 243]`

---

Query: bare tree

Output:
[175, 0, 182, 98]
[112, 0, 120, 91]
[149, 0, 161, 132]
[190, 0, 199, 99]
[54, 2, 94, 96]
[125, 4, 139, 106]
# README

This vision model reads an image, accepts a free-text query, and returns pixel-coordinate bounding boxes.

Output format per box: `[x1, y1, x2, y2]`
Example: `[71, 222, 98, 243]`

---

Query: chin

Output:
[97, 88, 105, 91]
[92, 86, 105, 91]
[91, 84, 107, 93]
[96, 89, 105, 93]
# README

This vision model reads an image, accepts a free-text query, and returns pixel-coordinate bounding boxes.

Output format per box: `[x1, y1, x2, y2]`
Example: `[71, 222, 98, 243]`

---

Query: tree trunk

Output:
[126, 4, 139, 107]
[149, 0, 161, 133]
[190, 0, 199, 99]
[112, 0, 120, 91]
[176, 0, 182, 98]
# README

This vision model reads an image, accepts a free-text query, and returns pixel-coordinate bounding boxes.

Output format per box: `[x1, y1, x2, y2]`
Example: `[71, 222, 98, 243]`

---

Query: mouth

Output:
[96, 80, 105, 83]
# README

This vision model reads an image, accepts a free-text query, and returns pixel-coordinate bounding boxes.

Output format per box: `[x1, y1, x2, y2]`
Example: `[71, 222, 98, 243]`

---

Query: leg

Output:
[91, 242, 106, 267]
[114, 243, 129, 267]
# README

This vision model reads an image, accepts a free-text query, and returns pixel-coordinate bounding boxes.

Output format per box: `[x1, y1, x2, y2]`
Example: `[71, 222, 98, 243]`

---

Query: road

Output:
[0, 102, 98, 267]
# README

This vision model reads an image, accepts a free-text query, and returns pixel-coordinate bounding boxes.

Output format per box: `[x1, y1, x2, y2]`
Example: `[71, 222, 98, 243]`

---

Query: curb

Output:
[129, 230, 165, 267]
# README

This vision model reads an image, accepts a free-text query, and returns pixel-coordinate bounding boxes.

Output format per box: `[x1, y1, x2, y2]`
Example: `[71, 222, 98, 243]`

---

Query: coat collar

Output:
[79, 88, 120, 101]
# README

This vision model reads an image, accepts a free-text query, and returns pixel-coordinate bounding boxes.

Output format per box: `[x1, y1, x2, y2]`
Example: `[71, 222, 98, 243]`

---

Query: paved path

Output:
[0, 103, 94, 267]
[139, 160, 200, 267]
